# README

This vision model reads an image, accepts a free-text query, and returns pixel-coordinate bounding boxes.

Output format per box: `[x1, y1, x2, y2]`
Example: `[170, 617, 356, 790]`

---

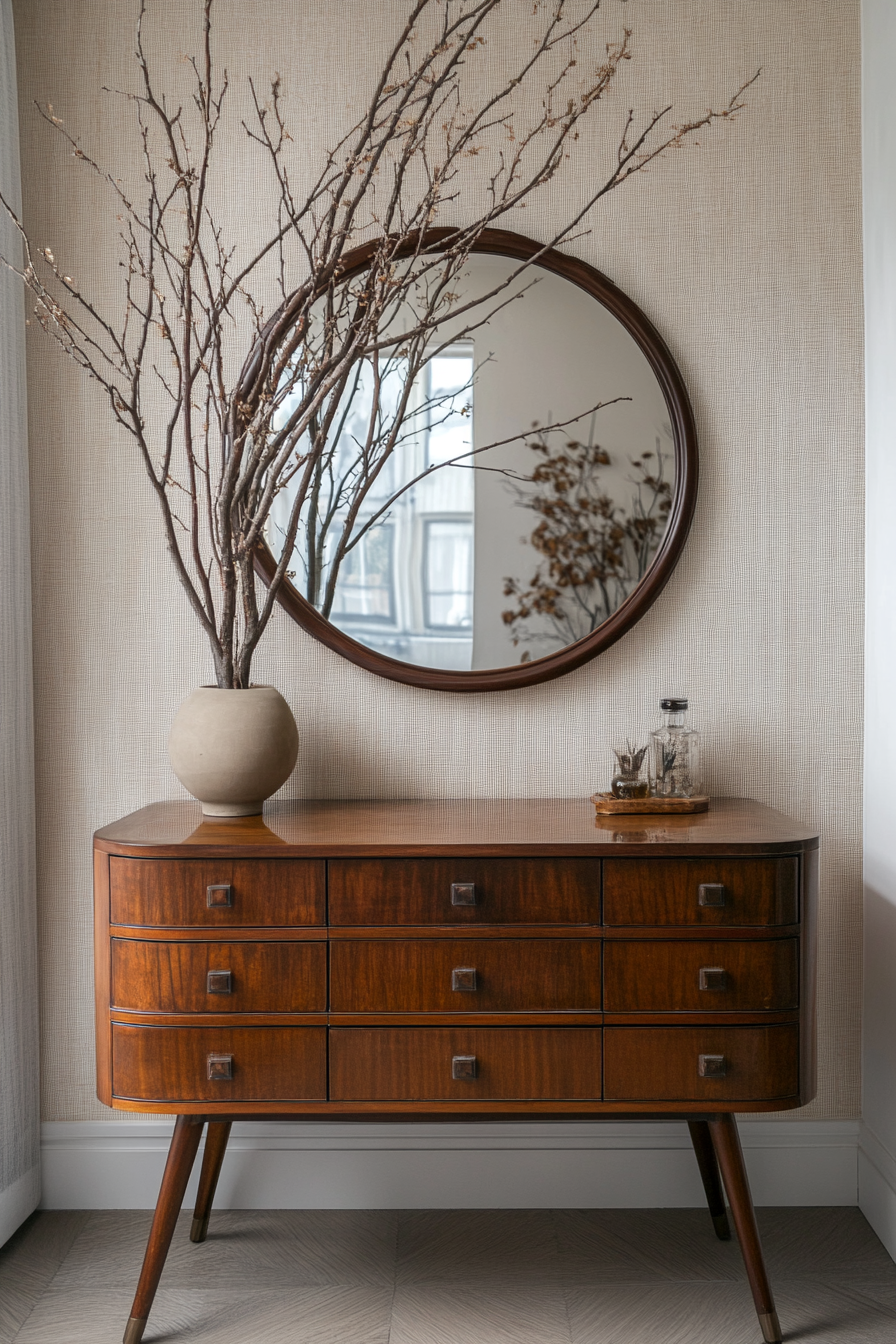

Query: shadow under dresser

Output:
[93, 796, 818, 1344]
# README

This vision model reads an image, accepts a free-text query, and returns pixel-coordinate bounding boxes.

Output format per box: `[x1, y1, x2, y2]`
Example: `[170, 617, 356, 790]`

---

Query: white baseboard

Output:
[859, 1122, 896, 1258]
[40, 1120, 859, 1211]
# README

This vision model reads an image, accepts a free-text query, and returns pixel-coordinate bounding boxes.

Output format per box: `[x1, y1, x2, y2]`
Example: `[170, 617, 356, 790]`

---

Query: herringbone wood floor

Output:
[2, 1207, 895, 1342]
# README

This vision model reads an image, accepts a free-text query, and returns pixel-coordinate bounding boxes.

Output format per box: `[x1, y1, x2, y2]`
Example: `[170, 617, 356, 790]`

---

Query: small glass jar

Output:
[650, 698, 701, 797]
[611, 742, 650, 799]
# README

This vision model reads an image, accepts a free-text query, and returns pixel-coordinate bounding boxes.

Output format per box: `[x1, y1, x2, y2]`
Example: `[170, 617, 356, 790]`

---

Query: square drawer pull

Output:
[207, 884, 233, 908]
[206, 970, 233, 995]
[452, 1055, 478, 1080]
[699, 967, 727, 991]
[698, 1053, 727, 1078]
[207, 1054, 233, 1081]
[698, 883, 726, 908]
[451, 967, 478, 992]
[451, 882, 477, 906]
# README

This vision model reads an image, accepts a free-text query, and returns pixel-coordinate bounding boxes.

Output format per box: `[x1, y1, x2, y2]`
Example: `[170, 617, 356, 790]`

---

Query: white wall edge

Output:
[40, 1119, 859, 1210]
[859, 1121, 896, 1260]
[0, 1165, 40, 1246]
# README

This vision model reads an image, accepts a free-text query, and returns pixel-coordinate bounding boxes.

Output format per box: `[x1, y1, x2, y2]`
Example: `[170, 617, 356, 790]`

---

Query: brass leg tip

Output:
[190, 1214, 210, 1243]
[123, 1318, 147, 1344]
[759, 1310, 782, 1343]
[712, 1211, 732, 1240]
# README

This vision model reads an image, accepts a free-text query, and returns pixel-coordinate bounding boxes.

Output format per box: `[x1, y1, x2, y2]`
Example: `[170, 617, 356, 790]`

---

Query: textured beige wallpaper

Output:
[12, 0, 862, 1122]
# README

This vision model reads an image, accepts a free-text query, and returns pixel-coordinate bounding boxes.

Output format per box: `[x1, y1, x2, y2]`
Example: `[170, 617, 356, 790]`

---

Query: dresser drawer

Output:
[603, 1025, 799, 1101]
[603, 938, 798, 1012]
[109, 858, 326, 927]
[603, 858, 798, 927]
[328, 858, 600, 925]
[330, 939, 602, 1012]
[111, 939, 327, 1013]
[330, 1027, 602, 1100]
[111, 1025, 327, 1101]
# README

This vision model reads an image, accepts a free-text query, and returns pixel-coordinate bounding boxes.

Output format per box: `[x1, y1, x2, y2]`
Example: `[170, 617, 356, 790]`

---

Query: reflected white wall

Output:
[462, 260, 671, 669]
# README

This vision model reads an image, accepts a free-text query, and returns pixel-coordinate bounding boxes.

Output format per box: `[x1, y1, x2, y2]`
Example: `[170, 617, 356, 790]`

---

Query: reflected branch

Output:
[501, 425, 673, 660]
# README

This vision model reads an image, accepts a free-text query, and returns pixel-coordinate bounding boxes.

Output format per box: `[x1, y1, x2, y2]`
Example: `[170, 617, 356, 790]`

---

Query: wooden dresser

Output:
[94, 797, 817, 1344]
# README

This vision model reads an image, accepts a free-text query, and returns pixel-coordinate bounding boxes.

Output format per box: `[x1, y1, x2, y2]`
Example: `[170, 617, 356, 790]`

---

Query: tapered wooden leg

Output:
[190, 1121, 232, 1243]
[123, 1116, 204, 1344]
[688, 1120, 731, 1240]
[709, 1115, 781, 1344]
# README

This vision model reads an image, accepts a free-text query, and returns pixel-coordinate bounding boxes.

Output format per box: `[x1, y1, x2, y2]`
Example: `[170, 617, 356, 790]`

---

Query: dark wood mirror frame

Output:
[254, 228, 698, 692]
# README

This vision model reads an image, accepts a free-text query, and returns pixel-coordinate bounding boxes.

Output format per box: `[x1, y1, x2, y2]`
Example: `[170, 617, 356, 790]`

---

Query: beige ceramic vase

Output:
[168, 686, 299, 816]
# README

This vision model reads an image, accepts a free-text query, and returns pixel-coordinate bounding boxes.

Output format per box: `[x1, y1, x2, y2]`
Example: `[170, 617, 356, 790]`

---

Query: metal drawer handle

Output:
[699, 967, 727, 991]
[452, 1055, 478, 1080]
[207, 1054, 233, 1081]
[452, 967, 478, 992]
[698, 883, 726, 908]
[207, 970, 233, 995]
[207, 884, 233, 908]
[451, 882, 477, 906]
[698, 1053, 727, 1079]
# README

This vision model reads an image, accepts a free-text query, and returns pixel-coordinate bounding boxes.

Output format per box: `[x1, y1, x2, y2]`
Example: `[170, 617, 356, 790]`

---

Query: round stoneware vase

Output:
[168, 686, 299, 816]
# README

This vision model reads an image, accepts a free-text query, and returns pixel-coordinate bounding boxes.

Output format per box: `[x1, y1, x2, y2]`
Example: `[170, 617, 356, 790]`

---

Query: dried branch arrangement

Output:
[0, 0, 757, 687]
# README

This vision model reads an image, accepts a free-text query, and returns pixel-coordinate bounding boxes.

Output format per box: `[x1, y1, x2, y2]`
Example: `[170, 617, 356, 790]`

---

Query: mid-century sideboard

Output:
[93, 796, 817, 1344]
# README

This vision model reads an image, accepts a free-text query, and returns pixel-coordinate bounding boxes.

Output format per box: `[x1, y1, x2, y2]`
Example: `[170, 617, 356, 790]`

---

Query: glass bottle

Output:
[650, 698, 701, 797]
[610, 742, 650, 799]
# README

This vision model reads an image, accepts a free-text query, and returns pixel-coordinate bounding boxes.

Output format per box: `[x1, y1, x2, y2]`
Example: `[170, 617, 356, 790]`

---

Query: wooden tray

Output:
[590, 793, 710, 815]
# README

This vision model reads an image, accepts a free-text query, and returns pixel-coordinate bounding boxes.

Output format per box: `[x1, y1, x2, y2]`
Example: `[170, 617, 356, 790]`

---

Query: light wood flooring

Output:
[2, 1207, 896, 1342]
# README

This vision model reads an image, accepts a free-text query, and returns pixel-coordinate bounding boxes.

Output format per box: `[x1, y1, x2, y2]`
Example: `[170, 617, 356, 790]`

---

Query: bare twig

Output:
[0, 0, 757, 685]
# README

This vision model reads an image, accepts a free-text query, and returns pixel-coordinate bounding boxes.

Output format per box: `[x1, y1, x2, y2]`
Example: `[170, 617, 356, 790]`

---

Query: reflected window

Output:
[424, 519, 473, 630]
[425, 347, 474, 469]
[330, 524, 395, 623]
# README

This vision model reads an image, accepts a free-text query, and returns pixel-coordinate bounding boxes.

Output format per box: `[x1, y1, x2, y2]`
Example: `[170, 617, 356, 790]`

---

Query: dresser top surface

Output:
[94, 797, 818, 858]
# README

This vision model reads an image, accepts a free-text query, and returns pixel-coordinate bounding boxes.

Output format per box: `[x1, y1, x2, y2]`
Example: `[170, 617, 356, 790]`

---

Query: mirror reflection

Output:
[267, 255, 673, 671]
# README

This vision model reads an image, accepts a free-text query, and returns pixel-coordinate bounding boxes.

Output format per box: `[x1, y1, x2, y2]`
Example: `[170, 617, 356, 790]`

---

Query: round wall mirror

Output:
[255, 230, 697, 691]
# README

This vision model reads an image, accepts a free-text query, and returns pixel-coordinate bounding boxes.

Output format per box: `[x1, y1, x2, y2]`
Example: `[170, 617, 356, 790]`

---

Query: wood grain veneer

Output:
[329, 938, 603, 1012]
[603, 857, 798, 926]
[603, 1025, 800, 1101]
[329, 1027, 603, 1100]
[325, 923, 798, 941]
[94, 849, 113, 1107]
[111, 939, 327, 1014]
[102, 1096, 804, 1117]
[109, 857, 325, 927]
[94, 798, 817, 1117]
[328, 857, 600, 925]
[94, 797, 819, 858]
[603, 939, 799, 1013]
[800, 846, 819, 1102]
[112, 1025, 327, 1102]
[95, 796, 817, 1344]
